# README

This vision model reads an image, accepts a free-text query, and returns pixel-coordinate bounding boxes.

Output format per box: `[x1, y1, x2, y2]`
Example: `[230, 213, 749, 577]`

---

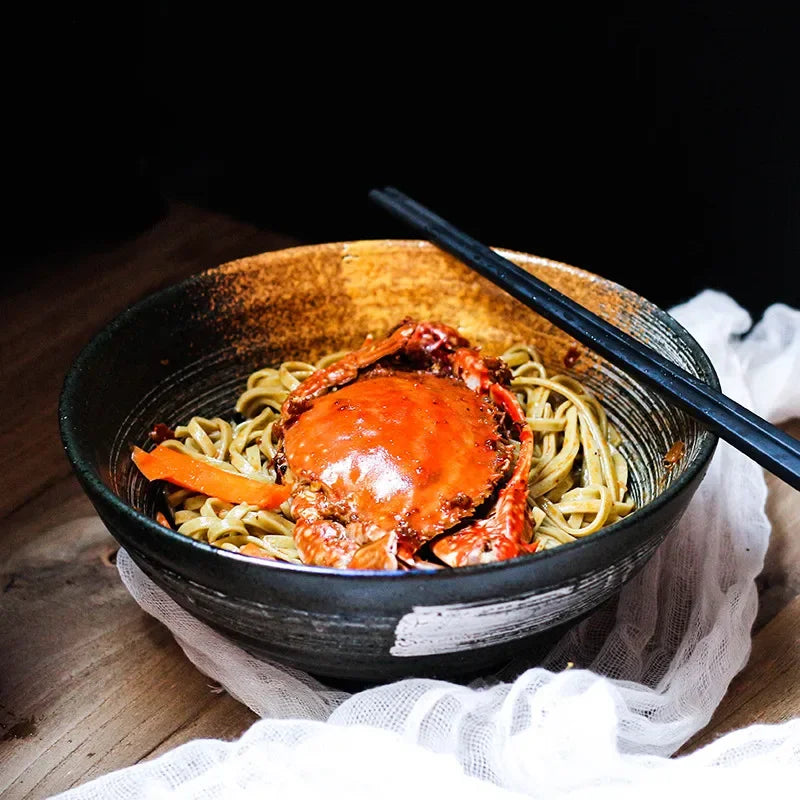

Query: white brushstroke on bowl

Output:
[391, 585, 577, 656]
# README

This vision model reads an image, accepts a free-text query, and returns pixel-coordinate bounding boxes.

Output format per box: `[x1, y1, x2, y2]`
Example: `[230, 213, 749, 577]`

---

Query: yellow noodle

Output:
[503, 345, 634, 552]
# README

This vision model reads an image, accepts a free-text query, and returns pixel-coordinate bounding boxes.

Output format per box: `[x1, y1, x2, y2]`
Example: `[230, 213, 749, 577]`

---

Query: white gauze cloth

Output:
[56, 292, 800, 799]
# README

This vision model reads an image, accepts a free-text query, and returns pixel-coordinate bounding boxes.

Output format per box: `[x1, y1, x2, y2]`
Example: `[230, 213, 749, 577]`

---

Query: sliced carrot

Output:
[239, 543, 277, 560]
[132, 444, 291, 510]
[155, 511, 173, 529]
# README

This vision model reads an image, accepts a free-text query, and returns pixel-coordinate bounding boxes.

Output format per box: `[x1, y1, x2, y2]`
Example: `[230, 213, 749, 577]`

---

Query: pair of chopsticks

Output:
[370, 186, 800, 491]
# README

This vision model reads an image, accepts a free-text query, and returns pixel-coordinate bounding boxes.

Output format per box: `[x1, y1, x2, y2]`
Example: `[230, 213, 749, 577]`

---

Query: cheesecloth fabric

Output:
[55, 292, 800, 799]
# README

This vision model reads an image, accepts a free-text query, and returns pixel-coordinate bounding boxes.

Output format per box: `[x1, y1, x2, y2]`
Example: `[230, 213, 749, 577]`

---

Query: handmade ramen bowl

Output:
[60, 240, 718, 682]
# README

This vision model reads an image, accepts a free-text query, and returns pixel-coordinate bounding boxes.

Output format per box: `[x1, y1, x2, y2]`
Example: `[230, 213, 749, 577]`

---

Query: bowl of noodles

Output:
[59, 240, 718, 681]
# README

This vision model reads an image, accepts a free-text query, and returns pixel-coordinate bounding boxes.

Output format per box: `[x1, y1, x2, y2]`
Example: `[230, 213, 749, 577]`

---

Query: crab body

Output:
[276, 321, 536, 569]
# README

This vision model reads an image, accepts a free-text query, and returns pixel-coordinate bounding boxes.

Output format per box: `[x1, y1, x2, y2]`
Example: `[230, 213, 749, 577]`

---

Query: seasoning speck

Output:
[564, 343, 581, 368]
[150, 423, 177, 444]
[664, 441, 686, 466]
[156, 512, 173, 530]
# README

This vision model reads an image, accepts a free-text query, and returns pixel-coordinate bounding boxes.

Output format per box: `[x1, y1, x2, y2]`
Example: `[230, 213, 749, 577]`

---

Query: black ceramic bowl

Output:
[60, 241, 718, 682]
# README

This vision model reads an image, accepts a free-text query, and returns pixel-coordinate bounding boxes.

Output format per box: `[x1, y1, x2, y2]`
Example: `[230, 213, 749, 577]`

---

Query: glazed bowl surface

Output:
[60, 240, 718, 681]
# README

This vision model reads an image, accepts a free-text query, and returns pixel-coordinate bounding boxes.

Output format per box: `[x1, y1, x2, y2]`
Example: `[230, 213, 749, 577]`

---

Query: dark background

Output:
[10, 3, 799, 316]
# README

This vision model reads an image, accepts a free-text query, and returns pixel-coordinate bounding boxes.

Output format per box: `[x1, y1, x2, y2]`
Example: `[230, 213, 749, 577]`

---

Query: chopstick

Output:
[369, 186, 800, 491]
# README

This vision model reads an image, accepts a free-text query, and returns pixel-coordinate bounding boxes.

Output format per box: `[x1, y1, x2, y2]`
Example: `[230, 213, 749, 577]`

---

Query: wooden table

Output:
[1, 204, 798, 797]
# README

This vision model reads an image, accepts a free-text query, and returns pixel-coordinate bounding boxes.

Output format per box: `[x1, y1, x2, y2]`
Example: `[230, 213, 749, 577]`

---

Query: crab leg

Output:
[281, 321, 469, 424]
[431, 381, 536, 567]
[281, 322, 416, 424]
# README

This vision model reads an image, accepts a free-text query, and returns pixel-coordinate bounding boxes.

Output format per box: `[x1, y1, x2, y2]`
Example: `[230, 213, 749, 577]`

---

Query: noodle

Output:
[157, 342, 633, 564]
[502, 344, 634, 550]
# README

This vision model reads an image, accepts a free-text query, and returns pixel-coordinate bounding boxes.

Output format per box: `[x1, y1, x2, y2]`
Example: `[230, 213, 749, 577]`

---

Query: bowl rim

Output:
[59, 239, 720, 582]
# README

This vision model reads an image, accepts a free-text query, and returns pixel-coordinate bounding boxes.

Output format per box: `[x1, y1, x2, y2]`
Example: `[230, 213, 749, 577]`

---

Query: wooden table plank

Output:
[0, 474, 257, 798]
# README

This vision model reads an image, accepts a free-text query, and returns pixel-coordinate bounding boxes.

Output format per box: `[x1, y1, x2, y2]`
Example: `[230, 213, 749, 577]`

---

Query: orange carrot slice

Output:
[155, 511, 173, 529]
[132, 445, 291, 510]
[239, 543, 277, 560]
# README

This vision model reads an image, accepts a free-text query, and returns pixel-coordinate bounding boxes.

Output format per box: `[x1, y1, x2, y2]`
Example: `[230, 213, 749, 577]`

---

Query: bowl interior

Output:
[65, 240, 717, 569]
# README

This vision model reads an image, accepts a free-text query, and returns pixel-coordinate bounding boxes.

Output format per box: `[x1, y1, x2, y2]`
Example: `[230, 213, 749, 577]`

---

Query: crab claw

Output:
[451, 347, 512, 393]
[432, 383, 536, 567]
[349, 533, 398, 570]
[290, 491, 399, 570]
[293, 517, 400, 570]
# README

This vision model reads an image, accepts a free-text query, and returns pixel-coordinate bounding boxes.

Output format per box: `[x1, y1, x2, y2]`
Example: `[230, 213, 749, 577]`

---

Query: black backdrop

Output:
[11, 3, 799, 316]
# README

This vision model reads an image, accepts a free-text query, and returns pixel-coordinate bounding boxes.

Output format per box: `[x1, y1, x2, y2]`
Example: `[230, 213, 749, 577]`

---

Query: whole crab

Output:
[275, 320, 536, 570]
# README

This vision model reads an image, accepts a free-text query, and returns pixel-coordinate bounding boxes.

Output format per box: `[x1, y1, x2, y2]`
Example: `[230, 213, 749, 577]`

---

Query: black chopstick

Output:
[369, 186, 800, 491]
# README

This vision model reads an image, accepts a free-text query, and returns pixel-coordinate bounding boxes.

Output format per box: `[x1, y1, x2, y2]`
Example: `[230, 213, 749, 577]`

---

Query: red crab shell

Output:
[283, 371, 511, 544]
[275, 321, 536, 570]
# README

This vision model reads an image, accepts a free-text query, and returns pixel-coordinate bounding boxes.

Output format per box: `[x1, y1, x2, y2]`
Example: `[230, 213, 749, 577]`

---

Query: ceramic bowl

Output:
[60, 240, 718, 681]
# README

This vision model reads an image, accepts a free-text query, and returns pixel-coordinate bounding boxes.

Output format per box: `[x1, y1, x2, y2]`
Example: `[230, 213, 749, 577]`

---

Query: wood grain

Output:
[0, 203, 797, 796]
[0, 475, 257, 798]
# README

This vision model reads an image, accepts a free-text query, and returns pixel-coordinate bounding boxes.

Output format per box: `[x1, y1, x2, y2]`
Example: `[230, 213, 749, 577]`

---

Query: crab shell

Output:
[276, 321, 536, 570]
